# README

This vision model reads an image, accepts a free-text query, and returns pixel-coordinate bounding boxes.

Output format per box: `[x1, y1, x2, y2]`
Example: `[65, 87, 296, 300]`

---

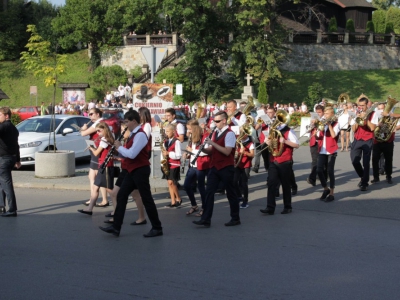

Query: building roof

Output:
[325, 0, 375, 9]
[0, 89, 9, 100]
[278, 16, 312, 32]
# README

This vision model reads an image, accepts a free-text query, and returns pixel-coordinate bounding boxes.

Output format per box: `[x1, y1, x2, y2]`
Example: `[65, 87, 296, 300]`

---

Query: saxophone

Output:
[267, 110, 290, 157]
[355, 102, 380, 126]
[374, 96, 399, 142]
[159, 121, 170, 176]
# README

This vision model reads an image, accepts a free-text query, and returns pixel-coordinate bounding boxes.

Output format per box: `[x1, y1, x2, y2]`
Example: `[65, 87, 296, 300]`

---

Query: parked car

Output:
[101, 108, 124, 138]
[15, 106, 40, 121]
[16, 115, 91, 166]
[175, 109, 189, 138]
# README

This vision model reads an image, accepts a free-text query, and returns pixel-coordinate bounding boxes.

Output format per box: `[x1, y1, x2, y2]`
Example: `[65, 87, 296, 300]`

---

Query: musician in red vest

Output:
[234, 133, 254, 209]
[165, 107, 185, 142]
[315, 107, 340, 202]
[227, 100, 246, 126]
[253, 106, 273, 174]
[306, 105, 324, 186]
[193, 111, 240, 227]
[260, 121, 299, 215]
[350, 95, 377, 191]
[99, 110, 163, 238]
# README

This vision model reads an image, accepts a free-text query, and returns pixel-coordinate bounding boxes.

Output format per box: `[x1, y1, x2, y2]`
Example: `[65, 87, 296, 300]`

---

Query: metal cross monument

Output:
[245, 74, 253, 86]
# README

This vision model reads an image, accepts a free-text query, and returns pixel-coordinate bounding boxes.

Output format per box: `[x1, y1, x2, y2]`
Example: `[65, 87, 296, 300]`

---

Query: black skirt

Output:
[94, 167, 114, 189]
[166, 167, 180, 183]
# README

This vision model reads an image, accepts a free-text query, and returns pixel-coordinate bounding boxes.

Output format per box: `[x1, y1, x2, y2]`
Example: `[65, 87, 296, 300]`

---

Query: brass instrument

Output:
[338, 93, 350, 106]
[242, 95, 255, 116]
[374, 96, 399, 142]
[234, 123, 253, 167]
[355, 102, 380, 126]
[267, 110, 290, 157]
[159, 121, 170, 177]
[196, 102, 206, 119]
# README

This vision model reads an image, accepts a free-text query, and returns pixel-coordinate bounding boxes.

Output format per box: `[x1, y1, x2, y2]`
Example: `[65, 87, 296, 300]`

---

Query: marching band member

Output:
[165, 107, 185, 143]
[78, 122, 115, 215]
[260, 115, 299, 215]
[316, 107, 340, 202]
[350, 95, 378, 191]
[162, 124, 183, 207]
[306, 105, 324, 186]
[338, 104, 351, 152]
[253, 106, 274, 174]
[183, 120, 210, 216]
[227, 100, 246, 126]
[99, 110, 163, 238]
[234, 132, 254, 209]
[193, 111, 240, 228]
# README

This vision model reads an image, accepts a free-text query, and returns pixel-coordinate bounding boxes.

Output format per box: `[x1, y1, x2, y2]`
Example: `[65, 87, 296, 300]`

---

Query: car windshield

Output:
[16, 118, 63, 133]
[102, 112, 116, 120]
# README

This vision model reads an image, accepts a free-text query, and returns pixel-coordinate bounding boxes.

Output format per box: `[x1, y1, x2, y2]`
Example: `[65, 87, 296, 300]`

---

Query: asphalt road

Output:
[2, 137, 400, 299]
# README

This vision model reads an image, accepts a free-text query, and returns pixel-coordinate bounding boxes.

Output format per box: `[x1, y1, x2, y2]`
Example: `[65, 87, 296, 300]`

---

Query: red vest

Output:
[309, 128, 317, 147]
[196, 133, 211, 171]
[354, 112, 374, 141]
[259, 124, 269, 144]
[98, 142, 114, 168]
[316, 122, 339, 153]
[270, 128, 293, 164]
[90, 120, 105, 147]
[165, 138, 180, 169]
[141, 123, 152, 156]
[236, 139, 253, 169]
[122, 128, 150, 172]
[210, 129, 235, 170]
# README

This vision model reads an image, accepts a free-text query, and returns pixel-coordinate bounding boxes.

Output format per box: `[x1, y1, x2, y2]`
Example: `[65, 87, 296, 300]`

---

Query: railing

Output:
[125, 33, 177, 46]
[126, 35, 147, 45]
[288, 30, 400, 46]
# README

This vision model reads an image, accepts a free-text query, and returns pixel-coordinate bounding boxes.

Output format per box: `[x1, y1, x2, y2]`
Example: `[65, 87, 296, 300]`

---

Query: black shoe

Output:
[360, 185, 368, 191]
[165, 203, 176, 208]
[77, 209, 92, 216]
[292, 189, 297, 196]
[193, 220, 211, 227]
[252, 168, 259, 173]
[371, 178, 380, 184]
[0, 206, 5, 213]
[143, 229, 163, 238]
[387, 177, 393, 184]
[104, 220, 114, 224]
[357, 180, 362, 188]
[260, 208, 274, 215]
[175, 200, 182, 208]
[130, 219, 147, 225]
[307, 178, 316, 186]
[105, 213, 113, 218]
[224, 220, 241, 226]
[320, 189, 330, 200]
[95, 202, 109, 208]
[1, 211, 17, 217]
[99, 225, 120, 237]
[325, 195, 335, 202]
[379, 169, 385, 175]
[281, 208, 292, 214]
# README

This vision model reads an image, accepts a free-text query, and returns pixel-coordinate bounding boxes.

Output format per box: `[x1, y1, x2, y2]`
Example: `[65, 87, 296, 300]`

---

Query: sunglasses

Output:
[214, 119, 224, 123]
[89, 113, 94, 116]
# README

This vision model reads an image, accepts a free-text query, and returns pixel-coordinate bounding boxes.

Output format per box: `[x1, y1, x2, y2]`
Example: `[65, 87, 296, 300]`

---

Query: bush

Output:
[366, 21, 375, 33]
[90, 65, 127, 100]
[386, 7, 400, 34]
[11, 113, 21, 125]
[129, 66, 142, 79]
[288, 112, 310, 128]
[257, 81, 268, 104]
[346, 19, 355, 32]
[328, 17, 338, 33]
[303, 82, 324, 108]
[372, 10, 387, 34]
[385, 22, 394, 34]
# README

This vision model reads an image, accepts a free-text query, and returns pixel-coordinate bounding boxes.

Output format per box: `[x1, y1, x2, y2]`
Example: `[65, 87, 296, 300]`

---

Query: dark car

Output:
[101, 108, 124, 137]
[175, 109, 189, 137]
[16, 106, 40, 121]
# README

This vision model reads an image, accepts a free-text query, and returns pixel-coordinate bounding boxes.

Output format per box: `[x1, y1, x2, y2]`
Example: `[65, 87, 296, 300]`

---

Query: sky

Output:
[47, 0, 65, 6]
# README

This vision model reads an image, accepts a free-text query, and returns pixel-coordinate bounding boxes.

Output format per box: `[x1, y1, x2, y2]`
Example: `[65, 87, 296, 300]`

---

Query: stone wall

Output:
[280, 44, 400, 72]
[101, 45, 177, 72]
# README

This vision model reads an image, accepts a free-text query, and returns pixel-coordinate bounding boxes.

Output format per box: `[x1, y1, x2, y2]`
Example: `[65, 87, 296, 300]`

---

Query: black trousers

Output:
[372, 141, 394, 179]
[113, 166, 162, 231]
[0, 155, 17, 212]
[201, 166, 239, 223]
[253, 143, 269, 171]
[233, 167, 250, 203]
[317, 153, 337, 189]
[267, 161, 292, 211]
[350, 139, 373, 186]
[308, 144, 318, 182]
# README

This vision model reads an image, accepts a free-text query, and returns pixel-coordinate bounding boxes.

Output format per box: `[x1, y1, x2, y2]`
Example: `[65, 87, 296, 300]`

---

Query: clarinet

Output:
[190, 127, 216, 165]
[99, 127, 128, 174]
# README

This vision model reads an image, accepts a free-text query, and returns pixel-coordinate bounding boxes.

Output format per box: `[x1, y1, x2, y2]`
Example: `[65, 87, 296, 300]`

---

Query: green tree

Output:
[366, 21, 375, 32]
[386, 6, 400, 33]
[90, 65, 127, 100]
[303, 82, 323, 108]
[52, 0, 126, 69]
[385, 21, 394, 33]
[257, 81, 268, 105]
[20, 24, 67, 152]
[373, 10, 387, 33]
[328, 17, 338, 32]
[346, 19, 355, 32]
[372, 0, 400, 10]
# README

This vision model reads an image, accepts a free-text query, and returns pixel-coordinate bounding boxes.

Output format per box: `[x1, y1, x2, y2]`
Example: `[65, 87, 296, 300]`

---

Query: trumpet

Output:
[234, 123, 253, 167]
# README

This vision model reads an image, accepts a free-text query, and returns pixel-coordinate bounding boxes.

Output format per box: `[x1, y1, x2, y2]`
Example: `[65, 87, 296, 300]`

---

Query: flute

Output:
[99, 127, 128, 174]
[190, 127, 216, 165]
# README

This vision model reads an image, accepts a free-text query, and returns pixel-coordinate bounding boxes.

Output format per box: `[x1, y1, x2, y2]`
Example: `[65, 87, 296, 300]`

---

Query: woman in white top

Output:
[338, 104, 350, 151]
